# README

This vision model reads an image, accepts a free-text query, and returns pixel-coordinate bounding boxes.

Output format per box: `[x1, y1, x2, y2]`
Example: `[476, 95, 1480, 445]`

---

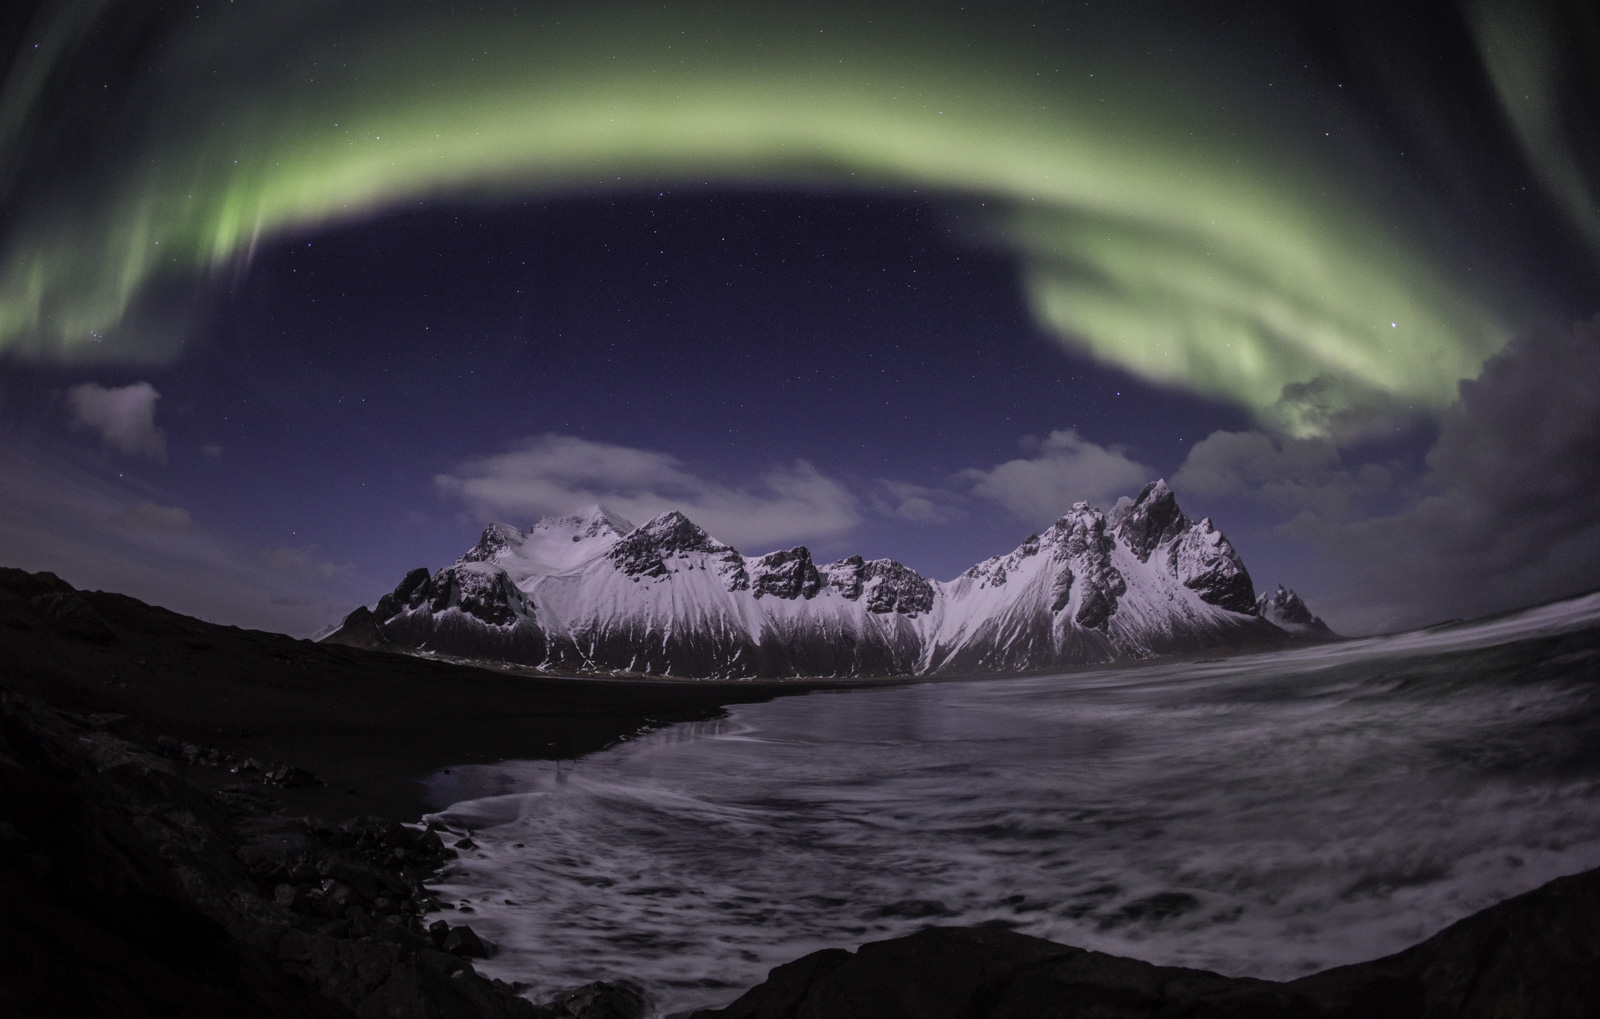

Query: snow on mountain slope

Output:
[922, 482, 1285, 673]
[465, 505, 631, 578]
[329, 483, 1330, 677]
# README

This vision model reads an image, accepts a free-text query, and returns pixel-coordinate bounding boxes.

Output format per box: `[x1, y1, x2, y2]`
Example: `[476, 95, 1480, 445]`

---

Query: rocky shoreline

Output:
[0, 566, 784, 1016]
[0, 686, 591, 1016]
[3, 565, 1598, 1017]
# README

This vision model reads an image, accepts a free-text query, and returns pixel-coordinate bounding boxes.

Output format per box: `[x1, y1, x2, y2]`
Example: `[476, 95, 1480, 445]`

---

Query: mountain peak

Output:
[458, 522, 526, 564]
[635, 509, 700, 536]
[1115, 479, 1191, 562]
[1257, 585, 1337, 638]
[1259, 585, 1312, 624]
[607, 510, 733, 578]
[749, 547, 823, 600]
[533, 504, 632, 538]
[1167, 517, 1257, 614]
[578, 503, 633, 533]
[1049, 501, 1104, 533]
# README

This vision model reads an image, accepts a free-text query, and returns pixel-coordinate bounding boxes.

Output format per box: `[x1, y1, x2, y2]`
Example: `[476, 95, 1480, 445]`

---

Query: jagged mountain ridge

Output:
[1257, 583, 1338, 639]
[328, 481, 1336, 677]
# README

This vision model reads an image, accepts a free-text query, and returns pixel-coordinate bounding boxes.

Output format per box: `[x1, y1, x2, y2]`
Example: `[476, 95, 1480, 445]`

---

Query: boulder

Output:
[442, 924, 491, 959]
[546, 979, 652, 1019]
[691, 866, 1600, 1018]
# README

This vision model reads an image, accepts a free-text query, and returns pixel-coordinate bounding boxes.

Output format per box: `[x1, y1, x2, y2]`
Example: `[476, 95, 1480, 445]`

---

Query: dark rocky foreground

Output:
[689, 870, 1600, 1019]
[0, 567, 796, 1017]
[3, 566, 1598, 1017]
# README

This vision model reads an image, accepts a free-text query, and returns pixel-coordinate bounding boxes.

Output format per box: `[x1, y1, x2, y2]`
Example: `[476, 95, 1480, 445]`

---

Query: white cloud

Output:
[436, 434, 862, 551]
[1267, 316, 1600, 633]
[1173, 429, 1391, 519]
[871, 479, 964, 525]
[959, 429, 1152, 525]
[67, 381, 168, 461]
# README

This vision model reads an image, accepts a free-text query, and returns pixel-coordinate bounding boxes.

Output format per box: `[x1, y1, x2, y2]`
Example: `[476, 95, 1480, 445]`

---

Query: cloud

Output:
[107, 502, 192, 532]
[436, 434, 861, 551]
[871, 480, 964, 526]
[1291, 315, 1600, 633]
[1173, 430, 1392, 519]
[1261, 375, 1428, 444]
[67, 381, 167, 461]
[959, 429, 1152, 525]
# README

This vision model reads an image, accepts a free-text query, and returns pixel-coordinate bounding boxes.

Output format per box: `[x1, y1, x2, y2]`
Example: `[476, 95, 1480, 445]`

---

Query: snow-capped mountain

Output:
[326, 480, 1337, 677]
[1256, 584, 1337, 639]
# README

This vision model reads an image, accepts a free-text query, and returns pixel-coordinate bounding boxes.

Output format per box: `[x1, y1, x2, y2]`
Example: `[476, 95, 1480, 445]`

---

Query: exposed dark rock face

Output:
[385, 564, 531, 628]
[750, 548, 824, 600]
[862, 560, 934, 616]
[604, 512, 753, 594]
[374, 563, 531, 627]
[1169, 518, 1258, 615]
[608, 512, 731, 579]
[1114, 479, 1192, 562]
[821, 555, 867, 599]
[691, 865, 1600, 1018]
[321, 605, 399, 652]
[1048, 503, 1126, 630]
[375, 566, 433, 619]
[455, 567, 530, 627]
[1048, 567, 1073, 614]
[819, 557, 934, 616]
[372, 563, 547, 664]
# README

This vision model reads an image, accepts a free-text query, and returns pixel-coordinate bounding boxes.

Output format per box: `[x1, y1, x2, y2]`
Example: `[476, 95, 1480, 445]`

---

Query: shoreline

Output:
[5, 565, 1597, 1017]
[2, 566, 798, 1016]
[2, 567, 830, 820]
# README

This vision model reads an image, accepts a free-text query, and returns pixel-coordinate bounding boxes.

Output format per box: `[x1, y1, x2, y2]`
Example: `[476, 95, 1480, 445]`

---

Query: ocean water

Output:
[423, 593, 1600, 1016]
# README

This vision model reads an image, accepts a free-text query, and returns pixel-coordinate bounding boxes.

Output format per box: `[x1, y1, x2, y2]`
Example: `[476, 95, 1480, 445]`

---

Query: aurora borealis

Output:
[1, 0, 1597, 636]
[0, 0, 1541, 423]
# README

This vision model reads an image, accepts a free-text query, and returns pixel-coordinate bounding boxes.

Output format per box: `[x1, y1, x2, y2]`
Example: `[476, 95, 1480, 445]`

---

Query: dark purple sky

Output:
[1, 0, 1596, 636]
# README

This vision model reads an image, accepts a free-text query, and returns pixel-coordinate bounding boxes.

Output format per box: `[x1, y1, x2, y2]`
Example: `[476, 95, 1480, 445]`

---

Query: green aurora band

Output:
[1468, 0, 1600, 255]
[0, 2, 1519, 435]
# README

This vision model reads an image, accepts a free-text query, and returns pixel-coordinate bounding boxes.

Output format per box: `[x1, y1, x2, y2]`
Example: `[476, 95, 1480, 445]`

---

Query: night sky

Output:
[1, 0, 1596, 637]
